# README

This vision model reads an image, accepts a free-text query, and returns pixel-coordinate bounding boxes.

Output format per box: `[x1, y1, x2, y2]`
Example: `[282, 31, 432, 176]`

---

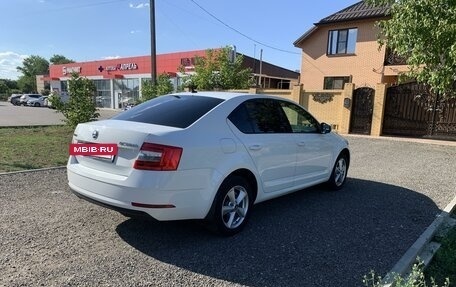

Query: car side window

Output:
[279, 101, 320, 133]
[229, 99, 292, 134]
[228, 104, 255, 133]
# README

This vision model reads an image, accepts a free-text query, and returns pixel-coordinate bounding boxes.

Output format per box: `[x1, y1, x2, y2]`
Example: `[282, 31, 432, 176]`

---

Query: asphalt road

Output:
[0, 101, 120, 126]
[1, 137, 455, 287]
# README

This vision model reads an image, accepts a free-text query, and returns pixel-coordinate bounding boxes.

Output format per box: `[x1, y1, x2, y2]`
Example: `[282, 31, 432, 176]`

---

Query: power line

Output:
[189, 0, 301, 55]
[45, 0, 129, 12]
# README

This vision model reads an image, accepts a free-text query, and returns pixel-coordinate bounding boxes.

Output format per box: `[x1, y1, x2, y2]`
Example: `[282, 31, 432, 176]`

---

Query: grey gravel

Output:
[0, 137, 455, 287]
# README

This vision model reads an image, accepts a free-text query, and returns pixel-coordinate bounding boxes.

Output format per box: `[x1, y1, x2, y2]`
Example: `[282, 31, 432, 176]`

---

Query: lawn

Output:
[0, 125, 73, 172]
[425, 212, 456, 286]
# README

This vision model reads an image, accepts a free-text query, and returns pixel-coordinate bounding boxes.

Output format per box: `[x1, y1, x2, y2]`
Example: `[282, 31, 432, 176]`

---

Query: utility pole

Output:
[258, 49, 263, 88]
[150, 0, 157, 84]
[253, 44, 256, 86]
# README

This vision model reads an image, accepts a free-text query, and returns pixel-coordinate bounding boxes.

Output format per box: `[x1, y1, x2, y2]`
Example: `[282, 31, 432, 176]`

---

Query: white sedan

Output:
[27, 96, 48, 107]
[67, 92, 349, 235]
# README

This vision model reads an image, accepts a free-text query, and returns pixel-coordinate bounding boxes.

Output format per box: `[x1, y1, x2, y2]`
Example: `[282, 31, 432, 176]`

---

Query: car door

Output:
[278, 101, 333, 188]
[228, 99, 297, 193]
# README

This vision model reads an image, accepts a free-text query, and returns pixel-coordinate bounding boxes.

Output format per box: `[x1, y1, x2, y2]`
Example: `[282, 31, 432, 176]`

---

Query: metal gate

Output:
[382, 82, 456, 140]
[349, 87, 374, 134]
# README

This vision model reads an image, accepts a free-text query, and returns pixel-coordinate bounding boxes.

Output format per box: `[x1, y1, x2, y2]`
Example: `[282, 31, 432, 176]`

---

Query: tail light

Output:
[134, 143, 182, 171]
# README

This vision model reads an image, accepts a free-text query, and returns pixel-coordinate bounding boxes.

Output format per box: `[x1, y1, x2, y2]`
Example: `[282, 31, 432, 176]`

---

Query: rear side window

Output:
[112, 95, 224, 128]
[228, 99, 292, 133]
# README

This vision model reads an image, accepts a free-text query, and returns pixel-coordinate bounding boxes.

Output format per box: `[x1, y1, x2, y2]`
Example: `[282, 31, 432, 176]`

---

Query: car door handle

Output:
[297, 141, 306, 146]
[249, 144, 262, 151]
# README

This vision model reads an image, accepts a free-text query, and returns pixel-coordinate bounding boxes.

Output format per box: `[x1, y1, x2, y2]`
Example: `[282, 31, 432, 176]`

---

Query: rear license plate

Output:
[87, 154, 115, 162]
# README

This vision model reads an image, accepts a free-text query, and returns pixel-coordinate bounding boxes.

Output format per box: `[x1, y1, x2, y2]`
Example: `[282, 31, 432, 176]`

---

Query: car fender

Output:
[197, 135, 264, 218]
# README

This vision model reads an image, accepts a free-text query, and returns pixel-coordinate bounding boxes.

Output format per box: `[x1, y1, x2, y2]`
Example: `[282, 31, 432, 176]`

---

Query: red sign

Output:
[69, 144, 118, 156]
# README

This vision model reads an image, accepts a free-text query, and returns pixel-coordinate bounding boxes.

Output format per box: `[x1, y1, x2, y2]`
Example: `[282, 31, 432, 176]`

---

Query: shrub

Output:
[51, 73, 99, 129]
[363, 262, 450, 287]
[140, 73, 174, 102]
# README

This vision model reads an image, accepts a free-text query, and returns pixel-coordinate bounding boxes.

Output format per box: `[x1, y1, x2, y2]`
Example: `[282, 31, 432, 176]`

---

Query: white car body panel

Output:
[67, 92, 349, 221]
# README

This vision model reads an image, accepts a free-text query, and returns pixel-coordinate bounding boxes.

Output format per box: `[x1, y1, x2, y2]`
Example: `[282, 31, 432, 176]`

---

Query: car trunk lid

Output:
[72, 120, 182, 176]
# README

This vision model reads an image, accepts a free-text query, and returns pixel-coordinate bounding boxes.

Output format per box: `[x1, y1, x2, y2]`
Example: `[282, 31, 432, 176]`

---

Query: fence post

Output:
[291, 84, 303, 104]
[248, 87, 258, 94]
[339, 83, 354, 134]
[370, 83, 387, 136]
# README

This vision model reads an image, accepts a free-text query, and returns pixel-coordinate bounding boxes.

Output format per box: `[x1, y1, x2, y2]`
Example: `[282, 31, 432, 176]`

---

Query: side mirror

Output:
[321, 123, 332, 134]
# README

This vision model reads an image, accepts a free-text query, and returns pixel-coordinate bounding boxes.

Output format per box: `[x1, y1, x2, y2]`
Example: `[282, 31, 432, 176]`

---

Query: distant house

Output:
[293, 1, 407, 90]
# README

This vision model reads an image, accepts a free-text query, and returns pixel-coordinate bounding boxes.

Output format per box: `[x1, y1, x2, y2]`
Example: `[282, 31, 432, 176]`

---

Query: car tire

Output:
[327, 153, 349, 190]
[210, 176, 253, 236]
[34, 103, 40, 107]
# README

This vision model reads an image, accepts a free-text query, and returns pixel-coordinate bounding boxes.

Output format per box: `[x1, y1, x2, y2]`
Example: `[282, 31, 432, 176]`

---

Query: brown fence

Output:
[382, 82, 456, 140]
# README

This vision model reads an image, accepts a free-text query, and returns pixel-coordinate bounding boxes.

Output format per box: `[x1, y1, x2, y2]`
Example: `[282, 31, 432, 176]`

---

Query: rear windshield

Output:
[112, 95, 224, 128]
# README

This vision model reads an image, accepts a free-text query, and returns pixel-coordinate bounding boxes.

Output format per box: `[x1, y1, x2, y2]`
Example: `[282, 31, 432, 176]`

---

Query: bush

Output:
[140, 73, 174, 102]
[363, 262, 450, 287]
[51, 73, 99, 129]
[425, 227, 456, 286]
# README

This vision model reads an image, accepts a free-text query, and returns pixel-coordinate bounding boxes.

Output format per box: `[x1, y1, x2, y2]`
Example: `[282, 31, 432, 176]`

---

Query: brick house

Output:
[292, 1, 456, 140]
[293, 1, 408, 90]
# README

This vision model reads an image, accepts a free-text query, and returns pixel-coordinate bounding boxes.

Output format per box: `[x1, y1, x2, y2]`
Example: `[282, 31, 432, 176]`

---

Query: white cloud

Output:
[129, 2, 149, 9]
[102, 56, 121, 60]
[0, 51, 28, 80]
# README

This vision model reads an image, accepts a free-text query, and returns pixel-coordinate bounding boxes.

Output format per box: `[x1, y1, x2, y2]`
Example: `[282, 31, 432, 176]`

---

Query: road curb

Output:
[343, 134, 456, 147]
[0, 166, 66, 176]
[0, 124, 65, 129]
[383, 194, 456, 285]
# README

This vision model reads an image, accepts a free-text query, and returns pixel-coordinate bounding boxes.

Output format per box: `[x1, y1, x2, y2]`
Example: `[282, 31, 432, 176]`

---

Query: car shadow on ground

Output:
[116, 178, 440, 287]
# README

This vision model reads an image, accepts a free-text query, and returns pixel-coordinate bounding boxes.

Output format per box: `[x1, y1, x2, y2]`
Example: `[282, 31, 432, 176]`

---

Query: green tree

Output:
[141, 73, 174, 101]
[366, 0, 456, 99]
[0, 79, 18, 90]
[51, 73, 99, 128]
[17, 76, 35, 93]
[0, 80, 9, 94]
[16, 55, 49, 92]
[50, 54, 75, 65]
[182, 46, 252, 91]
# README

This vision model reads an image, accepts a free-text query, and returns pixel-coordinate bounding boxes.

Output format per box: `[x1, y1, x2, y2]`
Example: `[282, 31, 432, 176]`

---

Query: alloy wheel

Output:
[334, 157, 347, 186]
[221, 185, 249, 229]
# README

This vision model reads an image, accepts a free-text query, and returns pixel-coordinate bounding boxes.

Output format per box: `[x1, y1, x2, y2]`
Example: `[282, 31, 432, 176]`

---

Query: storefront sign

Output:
[119, 63, 138, 70]
[62, 66, 81, 75]
[104, 63, 138, 72]
[180, 57, 196, 67]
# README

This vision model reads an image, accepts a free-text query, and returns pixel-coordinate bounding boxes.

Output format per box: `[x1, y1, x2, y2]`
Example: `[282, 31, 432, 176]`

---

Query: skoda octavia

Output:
[68, 92, 349, 235]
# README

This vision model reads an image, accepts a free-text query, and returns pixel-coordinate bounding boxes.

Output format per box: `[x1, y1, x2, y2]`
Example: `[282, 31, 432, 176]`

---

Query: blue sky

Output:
[0, 0, 356, 80]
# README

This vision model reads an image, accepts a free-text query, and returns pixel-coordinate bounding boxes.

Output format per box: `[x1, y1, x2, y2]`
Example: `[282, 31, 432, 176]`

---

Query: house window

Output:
[324, 76, 351, 90]
[327, 28, 357, 55]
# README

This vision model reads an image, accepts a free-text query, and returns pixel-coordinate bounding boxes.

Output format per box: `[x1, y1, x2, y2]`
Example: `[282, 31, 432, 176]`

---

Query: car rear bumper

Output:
[70, 188, 152, 219]
[67, 158, 222, 221]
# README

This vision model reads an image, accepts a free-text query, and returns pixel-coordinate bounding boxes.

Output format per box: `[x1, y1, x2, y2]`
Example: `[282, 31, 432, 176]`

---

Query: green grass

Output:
[0, 125, 73, 172]
[425, 212, 456, 286]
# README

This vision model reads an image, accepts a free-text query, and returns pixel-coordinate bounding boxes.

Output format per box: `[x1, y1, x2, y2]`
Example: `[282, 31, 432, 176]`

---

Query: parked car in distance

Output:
[8, 94, 22, 105]
[19, 94, 43, 106]
[67, 92, 350, 235]
[27, 96, 48, 107]
[47, 92, 69, 109]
